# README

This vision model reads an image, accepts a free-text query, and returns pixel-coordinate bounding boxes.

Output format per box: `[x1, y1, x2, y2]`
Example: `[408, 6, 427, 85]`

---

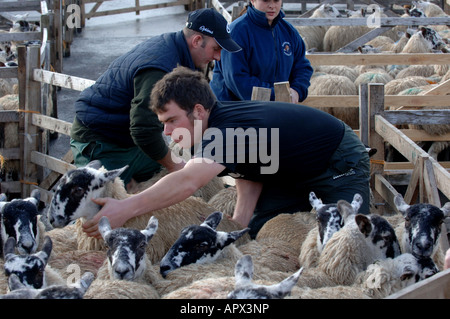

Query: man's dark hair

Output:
[150, 66, 216, 114]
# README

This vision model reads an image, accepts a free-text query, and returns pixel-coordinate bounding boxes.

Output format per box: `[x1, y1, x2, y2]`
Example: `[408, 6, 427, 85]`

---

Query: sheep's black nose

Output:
[160, 265, 170, 278]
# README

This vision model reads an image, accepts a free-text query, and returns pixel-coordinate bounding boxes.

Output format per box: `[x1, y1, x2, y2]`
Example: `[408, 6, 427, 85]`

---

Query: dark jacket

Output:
[210, 5, 313, 102]
[73, 31, 195, 147]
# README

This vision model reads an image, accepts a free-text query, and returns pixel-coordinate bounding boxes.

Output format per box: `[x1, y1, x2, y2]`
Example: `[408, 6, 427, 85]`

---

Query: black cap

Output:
[186, 8, 242, 53]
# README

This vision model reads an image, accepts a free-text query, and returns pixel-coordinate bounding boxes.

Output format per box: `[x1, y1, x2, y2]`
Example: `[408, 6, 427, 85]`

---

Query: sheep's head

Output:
[354, 213, 401, 260]
[3, 271, 94, 299]
[317, 4, 341, 18]
[309, 192, 363, 252]
[394, 193, 449, 259]
[418, 27, 446, 51]
[98, 216, 158, 281]
[47, 160, 128, 228]
[159, 211, 249, 278]
[227, 255, 302, 299]
[0, 189, 41, 255]
[3, 236, 52, 289]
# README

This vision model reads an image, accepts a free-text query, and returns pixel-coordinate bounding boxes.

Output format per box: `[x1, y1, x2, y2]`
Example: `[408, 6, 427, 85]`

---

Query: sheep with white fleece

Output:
[393, 193, 450, 270]
[0, 189, 46, 256]
[83, 216, 161, 299]
[2, 236, 65, 292]
[295, 199, 401, 289]
[299, 192, 363, 268]
[156, 211, 297, 296]
[46, 161, 247, 263]
[295, 4, 341, 52]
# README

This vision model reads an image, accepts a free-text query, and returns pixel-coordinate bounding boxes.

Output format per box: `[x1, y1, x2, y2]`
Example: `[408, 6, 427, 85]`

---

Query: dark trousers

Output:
[248, 124, 371, 239]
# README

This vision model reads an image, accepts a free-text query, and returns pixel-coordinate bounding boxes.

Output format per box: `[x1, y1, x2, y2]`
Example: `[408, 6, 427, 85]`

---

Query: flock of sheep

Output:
[299, 1, 450, 161]
[0, 0, 449, 300]
[0, 159, 448, 299]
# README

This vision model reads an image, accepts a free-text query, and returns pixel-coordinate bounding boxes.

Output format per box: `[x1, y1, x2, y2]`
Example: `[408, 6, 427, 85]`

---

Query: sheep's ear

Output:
[441, 202, 450, 217]
[141, 216, 158, 242]
[218, 228, 250, 248]
[337, 199, 354, 222]
[102, 165, 129, 183]
[36, 236, 52, 264]
[78, 272, 95, 294]
[355, 214, 372, 237]
[266, 267, 303, 298]
[394, 194, 410, 216]
[25, 189, 40, 207]
[351, 193, 363, 213]
[234, 255, 254, 287]
[0, 201, 8, 212]
[400, 265, 416, 281]
[86, 160, 103, 170]
[201, 211, 223, 230]
[8, 274, 26, 291]
[0, 193, 7, 202]
[98, 216, 112, 240]
[3, 236, 16, 259]
[309, 192, 324, 211]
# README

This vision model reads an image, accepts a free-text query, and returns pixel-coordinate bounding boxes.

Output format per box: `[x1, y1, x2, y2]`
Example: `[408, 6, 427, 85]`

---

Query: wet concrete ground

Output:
[50, 5, 189, 158]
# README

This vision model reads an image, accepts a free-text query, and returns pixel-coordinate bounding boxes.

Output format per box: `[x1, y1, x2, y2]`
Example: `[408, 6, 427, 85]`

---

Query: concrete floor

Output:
[50, 4, 189, 158]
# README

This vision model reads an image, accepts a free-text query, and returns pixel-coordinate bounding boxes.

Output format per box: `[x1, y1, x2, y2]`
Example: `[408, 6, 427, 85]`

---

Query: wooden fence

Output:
[2, 39, 450, 300]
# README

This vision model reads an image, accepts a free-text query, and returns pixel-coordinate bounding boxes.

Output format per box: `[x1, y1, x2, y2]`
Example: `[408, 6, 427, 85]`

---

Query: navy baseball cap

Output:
[186, 8, 242, 53]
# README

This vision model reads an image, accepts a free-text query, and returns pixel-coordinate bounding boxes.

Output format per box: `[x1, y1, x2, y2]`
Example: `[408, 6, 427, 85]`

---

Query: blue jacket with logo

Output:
[73, 31, 195, 147]
[210, 5, 313, 102]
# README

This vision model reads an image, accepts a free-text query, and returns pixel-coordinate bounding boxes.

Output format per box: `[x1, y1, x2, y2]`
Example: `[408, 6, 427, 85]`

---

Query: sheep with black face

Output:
[159, 211, 249, 278]
[0, 190, 45, 255]
[393, 193, 450, 267]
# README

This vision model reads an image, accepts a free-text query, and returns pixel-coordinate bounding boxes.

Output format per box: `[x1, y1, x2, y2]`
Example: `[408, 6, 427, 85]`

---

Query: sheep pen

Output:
[2, 1, 450, 301]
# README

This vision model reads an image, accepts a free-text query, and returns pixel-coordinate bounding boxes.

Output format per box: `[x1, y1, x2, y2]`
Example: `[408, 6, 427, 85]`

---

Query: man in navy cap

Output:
[70, 8, 241, 190]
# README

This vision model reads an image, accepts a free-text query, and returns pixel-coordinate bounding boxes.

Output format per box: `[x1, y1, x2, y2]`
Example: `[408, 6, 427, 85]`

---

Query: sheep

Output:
[395, 65, 437, 79]
[288, 252, 438, 299]
[295, 4, 341, 51]
[393, 193, 450, 270]
[2, 236, 65, 292]
[294, 200, 402, 289]
[322, 9, 374, 52]
[0, 271, 94, 299]
[207, 186, 236, 217]
[0, 189, 46, 255]
[154, 212, 298, 296]
[412, 0, 448, 18]
[46, 160, 247, 263]
[354, 69, 394, 88]
[401, 27, 447, 53]
[312, 65, 359, 82]
[298, 192, 364, 269]
[159, 211, 250, 278]
[254, 210, 316, 257]
[384, 76, 431, 95]
[227, 255, 303, 299]
[83, 216, 161, 299]
[308, 73, 359, 128]
[95, 216, 159, 283]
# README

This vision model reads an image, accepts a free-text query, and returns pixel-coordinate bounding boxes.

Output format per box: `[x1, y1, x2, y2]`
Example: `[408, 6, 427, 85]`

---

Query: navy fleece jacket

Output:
[210, 5, 313, 102]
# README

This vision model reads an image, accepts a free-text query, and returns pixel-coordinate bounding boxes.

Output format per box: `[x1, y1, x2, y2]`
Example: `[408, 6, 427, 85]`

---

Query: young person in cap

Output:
[210, 0, 313, 103]
[82, 66, 371, 239]
[70, 8, 241, 189]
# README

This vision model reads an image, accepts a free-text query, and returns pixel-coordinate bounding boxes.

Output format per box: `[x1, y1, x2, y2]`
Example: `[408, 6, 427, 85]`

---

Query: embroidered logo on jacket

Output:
[282, 41, 292, 56]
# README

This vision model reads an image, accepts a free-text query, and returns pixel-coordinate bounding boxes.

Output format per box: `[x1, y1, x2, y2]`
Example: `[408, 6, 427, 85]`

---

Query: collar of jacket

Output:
[246, 4, 284, 29]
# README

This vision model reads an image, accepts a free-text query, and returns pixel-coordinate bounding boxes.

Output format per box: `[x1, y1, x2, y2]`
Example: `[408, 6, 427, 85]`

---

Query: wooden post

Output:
[359, 83, 369, 146]
[251, 87, 271, 101]
[367, 83, 386, 213]
[274, 81, 291, 103]
[22, 45, 43, 197]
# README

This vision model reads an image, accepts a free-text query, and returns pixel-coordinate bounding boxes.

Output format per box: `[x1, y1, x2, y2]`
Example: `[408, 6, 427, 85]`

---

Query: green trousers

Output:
[70, 139, 162, 185]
